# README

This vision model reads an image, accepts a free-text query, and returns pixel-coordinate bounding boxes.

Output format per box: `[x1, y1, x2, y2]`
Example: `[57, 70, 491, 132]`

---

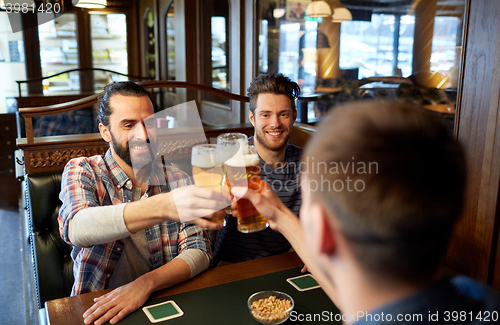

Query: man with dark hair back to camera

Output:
[58, 81, 226, 325]
[232, 101, 500, 324]
[212, 72, 303, 266]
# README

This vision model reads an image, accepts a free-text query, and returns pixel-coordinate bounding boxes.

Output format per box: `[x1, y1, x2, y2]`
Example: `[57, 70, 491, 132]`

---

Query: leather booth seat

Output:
[25, 171, 74, 309]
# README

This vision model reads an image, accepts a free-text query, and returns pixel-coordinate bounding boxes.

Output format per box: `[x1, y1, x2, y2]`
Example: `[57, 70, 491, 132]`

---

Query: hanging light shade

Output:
[305, 1, 332, 18]
[73, 0, 107, 9]
[273, 8, 286, 18]
[332, 7, 352, 22]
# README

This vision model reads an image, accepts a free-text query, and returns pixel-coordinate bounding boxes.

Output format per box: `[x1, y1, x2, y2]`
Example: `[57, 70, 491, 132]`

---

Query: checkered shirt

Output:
[58, 149, 211, 295]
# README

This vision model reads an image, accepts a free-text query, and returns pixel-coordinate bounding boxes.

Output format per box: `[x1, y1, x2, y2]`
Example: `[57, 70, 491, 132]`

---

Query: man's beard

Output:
[109, 131, 155, 169]
[110, 131, 133, 167]
[255, 129, 291, 152]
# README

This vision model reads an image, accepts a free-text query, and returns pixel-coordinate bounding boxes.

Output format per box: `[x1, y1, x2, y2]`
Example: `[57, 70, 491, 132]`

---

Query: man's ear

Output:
[249, 110, 256, 127]
[99, 123, 112, 143]
[318, 208, 336, 255]
[292, 109, 297, 123]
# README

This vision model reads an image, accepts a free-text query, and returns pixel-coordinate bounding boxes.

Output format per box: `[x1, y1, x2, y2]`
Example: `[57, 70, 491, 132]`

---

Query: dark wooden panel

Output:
[16, 94, 94, 109]
[445, 0, 500, 286]
[0, 114, 21, 208]
[21, 13, 43, 95]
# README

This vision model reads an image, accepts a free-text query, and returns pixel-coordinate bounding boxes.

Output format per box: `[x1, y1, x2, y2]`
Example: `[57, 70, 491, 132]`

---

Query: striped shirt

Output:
[212, 138, 303, 264]
[58, 149, 211, 295]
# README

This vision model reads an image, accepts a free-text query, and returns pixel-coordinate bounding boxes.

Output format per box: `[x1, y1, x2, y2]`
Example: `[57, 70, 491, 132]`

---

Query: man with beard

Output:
[58, 81, 225, 325]
[211, 72, 303, 265]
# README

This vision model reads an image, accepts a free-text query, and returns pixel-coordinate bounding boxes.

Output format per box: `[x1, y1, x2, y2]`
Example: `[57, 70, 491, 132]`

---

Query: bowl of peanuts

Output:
[248, 290, 294, 324]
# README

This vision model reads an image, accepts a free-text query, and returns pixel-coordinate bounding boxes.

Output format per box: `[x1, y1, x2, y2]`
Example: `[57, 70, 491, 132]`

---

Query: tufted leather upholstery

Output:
[25, 171, 74, 309]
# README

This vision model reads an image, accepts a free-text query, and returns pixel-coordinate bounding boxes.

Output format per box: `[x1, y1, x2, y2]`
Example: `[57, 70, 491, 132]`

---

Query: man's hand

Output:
[83, 277, 151, 325]
[189, 213, 226, 230]
[170, 185, 228, 228]
[230, 180, 290, 232]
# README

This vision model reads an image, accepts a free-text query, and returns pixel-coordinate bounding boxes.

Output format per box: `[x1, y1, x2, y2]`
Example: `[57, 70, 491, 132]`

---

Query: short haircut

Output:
[97, 81, 153, 127]
[304, 101, 466, 284]
[247, 72, 300, 113]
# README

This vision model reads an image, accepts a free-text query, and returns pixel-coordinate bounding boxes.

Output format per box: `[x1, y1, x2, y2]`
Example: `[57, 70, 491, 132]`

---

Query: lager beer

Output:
[225, 145, 269, 233]
[191, 144, 228, 223]
[217, 133, 249, 214]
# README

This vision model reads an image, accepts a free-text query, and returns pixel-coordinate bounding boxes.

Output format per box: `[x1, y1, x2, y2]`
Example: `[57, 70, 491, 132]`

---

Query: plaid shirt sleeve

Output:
[58, 157, 101, 245]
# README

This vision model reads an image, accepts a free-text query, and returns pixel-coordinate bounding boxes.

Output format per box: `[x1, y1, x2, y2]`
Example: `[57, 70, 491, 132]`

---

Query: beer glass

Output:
[217, 133, 249, 147]
[225, 145, 269, 233]
[217, 133, 249, 214]
[191, 144, 229, 224]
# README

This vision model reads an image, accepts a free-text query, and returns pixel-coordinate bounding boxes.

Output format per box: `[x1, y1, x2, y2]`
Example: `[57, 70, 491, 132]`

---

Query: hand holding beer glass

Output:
[225, 145, 269, 233]
[191, 144, 231, 224]
[217, 133, 249, 215]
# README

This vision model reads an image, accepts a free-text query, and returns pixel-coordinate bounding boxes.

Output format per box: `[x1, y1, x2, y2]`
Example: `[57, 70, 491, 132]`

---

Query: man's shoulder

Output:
[286, 143, 303, 157]
[64, 154, 107, 172]
[163, 164, 190, 178]
[451, 276, 500, 308]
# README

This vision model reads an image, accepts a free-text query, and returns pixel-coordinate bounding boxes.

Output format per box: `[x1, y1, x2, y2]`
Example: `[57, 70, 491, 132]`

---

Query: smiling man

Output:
[58, 81, 225, 325]
[212, 72, 303, 265]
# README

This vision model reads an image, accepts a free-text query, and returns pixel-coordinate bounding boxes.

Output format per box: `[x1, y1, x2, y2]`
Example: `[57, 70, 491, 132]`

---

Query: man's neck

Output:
[336, 266, 430, 324]
[254, 138, 287, 168]
[111, 150, 149, 194]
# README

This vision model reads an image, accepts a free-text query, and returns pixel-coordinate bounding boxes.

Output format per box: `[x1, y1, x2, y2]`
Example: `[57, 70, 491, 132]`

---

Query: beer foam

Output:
[192, 154, 227, 168]
[225, 152, 260, 167]
[192, 146, 234, 167]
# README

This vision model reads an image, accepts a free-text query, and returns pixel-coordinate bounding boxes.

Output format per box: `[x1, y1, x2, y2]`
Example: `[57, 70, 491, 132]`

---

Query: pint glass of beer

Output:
[191, 144, 229, 224]
[225, 145, 269, 233]
[217, 133, 249, 214]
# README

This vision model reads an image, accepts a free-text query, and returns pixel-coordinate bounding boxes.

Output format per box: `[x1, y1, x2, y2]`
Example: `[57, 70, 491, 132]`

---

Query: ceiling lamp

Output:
[273, 8, 286, 18]
[72, 0, 107, 9]
[306, 1, 332, 18]
[332, 7, 352, 23]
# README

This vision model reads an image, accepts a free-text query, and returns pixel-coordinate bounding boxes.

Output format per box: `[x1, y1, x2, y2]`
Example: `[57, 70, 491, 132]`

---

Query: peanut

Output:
[250, 295, 292, 323]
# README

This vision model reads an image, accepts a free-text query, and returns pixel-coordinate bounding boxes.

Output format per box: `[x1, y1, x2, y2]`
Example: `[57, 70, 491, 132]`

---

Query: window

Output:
[258, 0, 466, 127]
[0, 12, 26, 113]
[90, 13, 128, 91]
[201, 0, 230, 105]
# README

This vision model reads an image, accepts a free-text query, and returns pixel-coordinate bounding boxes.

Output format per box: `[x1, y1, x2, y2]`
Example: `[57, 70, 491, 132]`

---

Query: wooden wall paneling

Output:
[21, 13, 43, 95]
[75, 8, 93, 93]
[199, 0, 214, 89]
[185, 0, 199, 85]
[0, 114, 22, 208]
[158, 0, 170, 81]
[492, 96, 500, 289]
[243, 0, 257, 123]
[127, 0, 140, 76]
[446, 0, 500, 286]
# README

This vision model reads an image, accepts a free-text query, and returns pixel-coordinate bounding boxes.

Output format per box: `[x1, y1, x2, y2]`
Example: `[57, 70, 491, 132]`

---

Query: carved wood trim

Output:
[28, 147, 108, 170]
